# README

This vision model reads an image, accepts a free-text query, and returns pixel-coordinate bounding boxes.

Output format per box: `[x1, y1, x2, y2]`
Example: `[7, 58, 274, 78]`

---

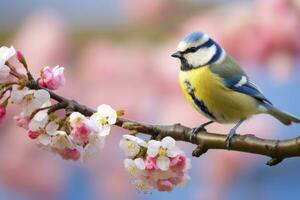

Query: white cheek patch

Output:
[177, 34, 209, 52]
[184, 44, 216, 67]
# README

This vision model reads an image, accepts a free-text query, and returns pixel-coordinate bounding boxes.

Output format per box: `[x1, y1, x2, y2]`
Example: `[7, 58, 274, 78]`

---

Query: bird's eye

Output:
[188, 47, 198, 53]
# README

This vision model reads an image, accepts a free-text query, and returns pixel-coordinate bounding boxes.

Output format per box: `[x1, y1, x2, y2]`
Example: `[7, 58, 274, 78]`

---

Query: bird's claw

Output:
[190, 125, 207, 144]
[225, 129, 236, 149]
[191, 126, 207, 135]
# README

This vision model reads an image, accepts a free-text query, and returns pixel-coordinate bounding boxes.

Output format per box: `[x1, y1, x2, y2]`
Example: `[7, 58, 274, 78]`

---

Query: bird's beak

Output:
[171, 51, 182, 58]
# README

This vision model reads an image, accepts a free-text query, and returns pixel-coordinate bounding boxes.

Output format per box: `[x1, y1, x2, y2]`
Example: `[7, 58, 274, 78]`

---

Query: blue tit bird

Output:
[171, 31, 300, 148]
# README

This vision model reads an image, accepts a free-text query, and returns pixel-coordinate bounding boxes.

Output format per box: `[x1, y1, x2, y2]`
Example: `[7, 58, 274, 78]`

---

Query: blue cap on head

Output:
[181, 32, 204, 43]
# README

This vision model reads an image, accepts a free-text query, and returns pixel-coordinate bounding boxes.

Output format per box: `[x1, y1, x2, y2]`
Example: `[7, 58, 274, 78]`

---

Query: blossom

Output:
[121, 136, 191, 192]
[60, 148, 80, 161]
[27, 130, 39, 139]
[51, 131, 73, 149]
[156, 179, 174, 192]
[145, 156, 158, 171]
[22, 89, 51, 115]
[69, 112, 97, 145]
[37, 134, 52, 146]
[0, 105, 6, 123]
[90, 104, 117, 136]
[16, 51, 27, 67]
[28, 109, 49, 132]
[0, 46, 16, 64]
[0, 65, 10, 81]
[69, 112, 87, 128]
[71, 124, 90, 145]
[80, 133, 105, 162]
[14, 112, 30, 129]
[10, 85, 30, 104]
[38, 65, 65, 90]
[133, 179, 151, 193]
[124, 158, 146, 177]
[11, 85, 51, 115]
[170, 153, 186, 172]
[147, 137, 182, 171]
[0, 46, 15, 82]
[119, 134, 147, 158]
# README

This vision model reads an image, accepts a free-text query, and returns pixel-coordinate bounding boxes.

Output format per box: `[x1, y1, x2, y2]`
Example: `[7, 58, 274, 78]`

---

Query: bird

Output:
[171, 31, 300, 148]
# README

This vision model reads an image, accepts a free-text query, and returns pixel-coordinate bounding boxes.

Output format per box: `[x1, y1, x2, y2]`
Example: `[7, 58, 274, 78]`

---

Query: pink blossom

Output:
[16, 50, 27, 68]
[27, 130, 39, 139]
[145, 156, 158, 171]
[0, 105, 6, 123]
[156, 179, 173, 192]
[170, 153, 186, 172]
[71, 124, 90, 145]
[14, 114, 30, 129]
[38, 65, 65, 90]
[61, 148, 80, 161]
[168, 172, 184, 185]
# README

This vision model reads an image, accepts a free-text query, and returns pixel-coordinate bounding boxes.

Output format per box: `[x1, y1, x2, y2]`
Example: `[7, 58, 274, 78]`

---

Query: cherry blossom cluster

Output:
[120, 135, 191, 192]
[1, 44, 192, 192]
[0, 45, 117, 161]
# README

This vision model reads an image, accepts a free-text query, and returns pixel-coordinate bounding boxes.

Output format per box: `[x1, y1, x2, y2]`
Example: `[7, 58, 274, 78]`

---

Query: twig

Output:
[25, 80, 300, 166]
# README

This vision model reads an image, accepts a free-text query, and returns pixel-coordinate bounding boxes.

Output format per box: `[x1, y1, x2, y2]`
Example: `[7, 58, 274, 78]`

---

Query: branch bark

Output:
[27, 80, 300, 166]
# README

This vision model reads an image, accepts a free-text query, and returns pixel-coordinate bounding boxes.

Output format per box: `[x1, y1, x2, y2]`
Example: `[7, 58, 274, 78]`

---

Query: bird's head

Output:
[172, 32, 225, 70]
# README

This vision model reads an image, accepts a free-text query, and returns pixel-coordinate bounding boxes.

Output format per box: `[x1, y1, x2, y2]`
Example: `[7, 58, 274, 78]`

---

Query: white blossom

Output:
[80, 134, 105, 162]
[90, 104, 117, 136]
[147, 137, 182, 171]
[0, 46, 15, 81]
[45, 121, 59, 136]
[119, 135, 147, 158]
[0, 65, 10, 81]
[22, 89, 50, 115]
[0, 46, 16, 65]
[10, 85, 30, 104]
[69, 112, 87, 127]
[37, 134, 52, 146]
[28, 110, 49, 131]
[51, 131, 73, 149]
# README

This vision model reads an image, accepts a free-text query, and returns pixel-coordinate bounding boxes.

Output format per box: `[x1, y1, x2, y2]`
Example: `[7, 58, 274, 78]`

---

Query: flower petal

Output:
[119, 139, 140, 157]
[0, 65, 10, 81]
[38, 134, 52, 146]
[34, 89, 50, 104]
[123, 134, 147, 147]
[46, 121, 59, 136]
[134, 158, 145, 170]
[33, 110, 48, 122]
[161, 136, 176, 149]
[98, 124, 111, 136]
[156, 156, 170, 171]
[97, 104, 117, 124]
[0, 46, 16, 65]
[167, 146, 182, 158]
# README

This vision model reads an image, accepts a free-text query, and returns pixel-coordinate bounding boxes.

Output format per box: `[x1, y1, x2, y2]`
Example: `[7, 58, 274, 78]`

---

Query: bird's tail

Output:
[265, 104, 300, 125]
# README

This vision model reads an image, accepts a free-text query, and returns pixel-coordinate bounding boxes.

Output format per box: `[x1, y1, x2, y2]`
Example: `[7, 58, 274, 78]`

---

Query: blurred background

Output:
[0, 0, 300, 199]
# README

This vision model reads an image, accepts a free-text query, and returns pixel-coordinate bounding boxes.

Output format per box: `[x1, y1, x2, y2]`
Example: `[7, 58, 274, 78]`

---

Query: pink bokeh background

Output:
[0, 0, 300, 199]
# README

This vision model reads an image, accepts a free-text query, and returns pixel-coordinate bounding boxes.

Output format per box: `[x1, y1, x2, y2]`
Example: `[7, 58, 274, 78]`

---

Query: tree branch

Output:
[26, 80, 300, 166]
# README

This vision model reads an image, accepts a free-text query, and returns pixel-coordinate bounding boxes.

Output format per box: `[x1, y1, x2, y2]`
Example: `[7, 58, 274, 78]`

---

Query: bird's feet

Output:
[225, 119, 245, 149]
[191, 125, 207, 135]
[225, 129, 236, 149]
[190, 121, 214, 143]
[190, 121, 214, 156]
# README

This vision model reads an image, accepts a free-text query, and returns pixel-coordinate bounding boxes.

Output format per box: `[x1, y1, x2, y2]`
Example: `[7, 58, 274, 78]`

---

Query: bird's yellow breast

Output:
[179, 66, 259, 123]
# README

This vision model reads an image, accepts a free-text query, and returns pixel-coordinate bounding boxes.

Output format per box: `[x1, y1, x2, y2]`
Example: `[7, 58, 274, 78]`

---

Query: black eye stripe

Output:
[182, 38, 215, 54]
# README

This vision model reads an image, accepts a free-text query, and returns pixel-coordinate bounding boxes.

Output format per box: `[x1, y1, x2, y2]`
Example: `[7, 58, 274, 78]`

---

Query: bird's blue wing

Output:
[224, 75, 272, 105]
[209, 57, 272, 104]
